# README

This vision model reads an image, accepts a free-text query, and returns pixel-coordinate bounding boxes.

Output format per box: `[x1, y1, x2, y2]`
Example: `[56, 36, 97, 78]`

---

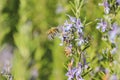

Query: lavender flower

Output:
[110, 74, 118, 80]
[48, 0, 120, 79]
[58, 26, 69, 46]
[66, 68, 77, 80]
[103, 0, 110, 14]
[76, 19, 83, 34]
[66, 62, 84, 80]
[57, 15, 85, 47]
[76, 77, 84, 80]
[75, 36, 84, 46]
[76, 19, 83, 28]
[64, 20, 73, 32]
[66, 58, 84, 80]
[96, 19, 108, 32]
[75, 63, 83, 80]
[116, 0, 120, 5]
[49, 15, 86, 79]
[99, 0, 110, 14]
[108, 23, 120, 43]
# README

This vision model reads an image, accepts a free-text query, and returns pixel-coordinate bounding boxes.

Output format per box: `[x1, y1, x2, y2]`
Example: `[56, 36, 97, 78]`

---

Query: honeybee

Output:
[47, 27, 59, 40]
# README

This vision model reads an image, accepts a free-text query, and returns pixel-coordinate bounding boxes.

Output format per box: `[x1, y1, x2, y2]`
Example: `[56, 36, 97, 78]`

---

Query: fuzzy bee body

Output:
[47, 27, 59, 40]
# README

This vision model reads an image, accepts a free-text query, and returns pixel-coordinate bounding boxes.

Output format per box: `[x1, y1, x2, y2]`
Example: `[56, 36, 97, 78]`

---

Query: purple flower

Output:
[75, 63, 82, 79]
[103, 1, 110, 14]
[99, 0, 110, 14]
[66, 68, 77, 80]
[56, 15, 85, 47]
[116, 0, 120, 5]
[108, 23, 120, 43]
[76, 19, 83, 34]
[66, 62, 84, 80]
[64, 20, 73, 31]
[58, 26, 69, 46]
[75, 36, 84, 46]
[67, 15, 83, 33]
[96, 19, 107, 32]
[76, 19, 83, 28]
[110, 74, 117, 80]
[76, 77, 84, 80]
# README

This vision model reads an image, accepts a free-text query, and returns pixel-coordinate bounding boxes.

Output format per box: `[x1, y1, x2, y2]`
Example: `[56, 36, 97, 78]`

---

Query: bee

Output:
[47, 27, 59, 40]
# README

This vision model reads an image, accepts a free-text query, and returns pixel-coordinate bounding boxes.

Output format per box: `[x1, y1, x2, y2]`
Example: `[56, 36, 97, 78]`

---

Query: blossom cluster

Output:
[48, 0, 120, 79]
[97, 0, 120, 49]
[66, 58, 84, 80]
[57, 15, 88, 79]
[48, 15, 89, 79]
[96, 0, 120, 79]
[99, 0, 120, 14]
[48, 14, 89, 56]
[58, 15, 84, 47]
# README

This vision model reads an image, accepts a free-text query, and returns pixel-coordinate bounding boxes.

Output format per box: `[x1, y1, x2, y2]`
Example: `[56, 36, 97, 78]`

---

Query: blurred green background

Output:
[0, 0, 120, 80]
